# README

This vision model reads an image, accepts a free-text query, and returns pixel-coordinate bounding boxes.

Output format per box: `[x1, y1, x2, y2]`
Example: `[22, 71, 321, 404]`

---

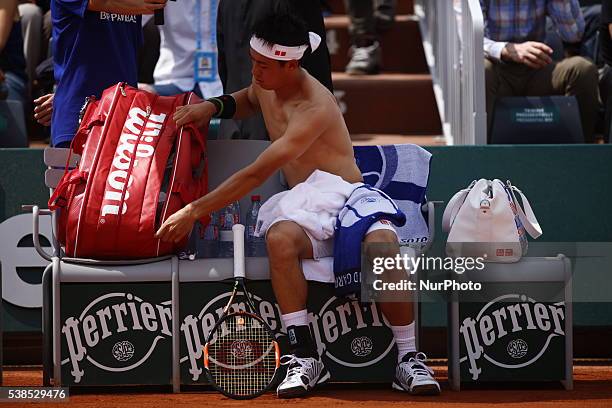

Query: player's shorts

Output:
[265, 218, 397, 260]
[306, 219, 397, 282]
[309, 219, 398, 259]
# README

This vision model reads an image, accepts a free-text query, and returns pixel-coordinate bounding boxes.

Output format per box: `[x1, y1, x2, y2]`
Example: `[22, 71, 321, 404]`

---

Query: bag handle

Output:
[48, 169, 88, 210]
[173, 116, 209, 227]
[507, 181, 542, 239]
[183, 123, 206, 153]
[442, 180, 476, 232]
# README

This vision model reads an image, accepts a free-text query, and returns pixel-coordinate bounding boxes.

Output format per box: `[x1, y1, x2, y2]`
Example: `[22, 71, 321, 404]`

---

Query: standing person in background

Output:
[139, 0, 223, 99]
[481, 0, 599, 143]
[344, 0, 395, 75]
[18, 0, 47, 99]
[599, 0, 612, 143]
[216, 0, 332, 140]
[0, 0, 28, 104]
[47, 0, 166, 148]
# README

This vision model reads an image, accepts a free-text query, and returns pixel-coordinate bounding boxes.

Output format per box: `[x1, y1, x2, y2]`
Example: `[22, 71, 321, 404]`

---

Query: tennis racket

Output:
[203, 224, 280, 399]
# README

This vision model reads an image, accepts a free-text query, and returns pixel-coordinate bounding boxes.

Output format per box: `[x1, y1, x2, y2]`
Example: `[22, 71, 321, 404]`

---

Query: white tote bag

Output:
[442, 179, 542, 262]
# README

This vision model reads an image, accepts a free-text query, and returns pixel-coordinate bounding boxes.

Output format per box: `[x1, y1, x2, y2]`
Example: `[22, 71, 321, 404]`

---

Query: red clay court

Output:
[2, 363, 612, 408]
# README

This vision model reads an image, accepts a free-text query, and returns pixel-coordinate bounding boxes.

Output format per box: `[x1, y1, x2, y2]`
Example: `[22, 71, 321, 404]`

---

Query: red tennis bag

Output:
[49, 82, 209, 259]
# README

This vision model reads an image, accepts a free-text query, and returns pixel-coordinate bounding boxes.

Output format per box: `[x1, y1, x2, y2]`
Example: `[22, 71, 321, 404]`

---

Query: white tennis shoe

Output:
[276, 354, 328, 398]
[393, 352, 441, 395]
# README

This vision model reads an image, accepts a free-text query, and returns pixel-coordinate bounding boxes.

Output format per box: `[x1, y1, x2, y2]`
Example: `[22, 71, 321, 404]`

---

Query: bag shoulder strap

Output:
[48, 169, 88, 210]
[508, 182, 542, 239]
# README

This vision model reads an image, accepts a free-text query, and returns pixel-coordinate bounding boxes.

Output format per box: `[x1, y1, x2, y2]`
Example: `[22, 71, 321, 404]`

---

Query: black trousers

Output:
[344, 0, 396, 42]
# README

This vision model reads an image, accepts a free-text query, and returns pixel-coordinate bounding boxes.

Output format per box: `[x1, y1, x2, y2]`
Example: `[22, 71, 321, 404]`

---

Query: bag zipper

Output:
[73, 83, 126, 256]
[155, 92, 193, 256]
[114, 95, 158, 250]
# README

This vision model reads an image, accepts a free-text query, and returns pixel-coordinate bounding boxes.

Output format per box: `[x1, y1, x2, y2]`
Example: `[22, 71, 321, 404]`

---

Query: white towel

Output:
[255, 170, 355, 240]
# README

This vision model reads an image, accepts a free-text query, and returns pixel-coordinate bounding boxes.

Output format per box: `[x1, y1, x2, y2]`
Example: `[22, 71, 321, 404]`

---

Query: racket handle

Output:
[232, 224, 246, 278]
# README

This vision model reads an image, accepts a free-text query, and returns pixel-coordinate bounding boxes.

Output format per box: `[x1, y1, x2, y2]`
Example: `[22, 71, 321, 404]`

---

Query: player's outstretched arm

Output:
[156, 106, 330, 243]
[173, 86, 260, 128]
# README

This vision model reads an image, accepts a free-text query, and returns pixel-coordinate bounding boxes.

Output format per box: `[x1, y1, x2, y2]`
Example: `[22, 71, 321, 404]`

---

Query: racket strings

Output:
[208, 314, 277, 397]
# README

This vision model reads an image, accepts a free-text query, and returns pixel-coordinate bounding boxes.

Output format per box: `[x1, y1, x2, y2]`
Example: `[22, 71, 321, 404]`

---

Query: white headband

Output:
[249, 31, 322, 61]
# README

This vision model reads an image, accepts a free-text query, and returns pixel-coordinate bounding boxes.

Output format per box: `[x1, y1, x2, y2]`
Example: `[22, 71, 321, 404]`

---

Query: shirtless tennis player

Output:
[156, 11, 440, 398]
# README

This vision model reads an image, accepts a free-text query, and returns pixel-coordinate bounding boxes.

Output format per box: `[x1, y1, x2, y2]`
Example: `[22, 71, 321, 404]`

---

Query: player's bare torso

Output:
[253, 70, 363, 188]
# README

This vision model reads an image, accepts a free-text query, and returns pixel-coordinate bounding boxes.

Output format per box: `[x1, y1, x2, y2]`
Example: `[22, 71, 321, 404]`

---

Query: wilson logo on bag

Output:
[442, 179, 542, 263]
[49, 83, 209, 259]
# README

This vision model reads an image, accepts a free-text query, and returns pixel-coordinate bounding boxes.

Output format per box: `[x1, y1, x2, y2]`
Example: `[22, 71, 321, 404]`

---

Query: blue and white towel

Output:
[334, 185, 406, 296]
[353, 144, 432, 245]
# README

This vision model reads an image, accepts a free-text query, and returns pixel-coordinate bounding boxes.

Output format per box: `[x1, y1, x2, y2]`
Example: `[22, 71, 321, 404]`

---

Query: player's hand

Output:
[173, 101, 217, 128]
[155, 205, 197, 243]
[502, 42, 553, 69]
[33, 93, 54, 126]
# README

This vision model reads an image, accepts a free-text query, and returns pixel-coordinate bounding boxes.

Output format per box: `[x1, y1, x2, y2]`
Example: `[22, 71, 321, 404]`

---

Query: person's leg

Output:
[345, 0, 376, 43]
[138, 18, 160, 85]
[4, 72, 27, 105]
[266, 221, 313, 315]
[363, 225, 440, 395]
[345, 0, 381, 74]
[484, 59, 498, 138]
[42, 10, 52, 58]
[265, 220, 326, 398]
[525, 57, 599, 142]
[552, 57, 599, 143]
[18, 3, 43, 98]
[599, 64, 612, 143]
[485, 59, 516, 141]
[364, 229, 416, 359]
[374, 0, 396, 33]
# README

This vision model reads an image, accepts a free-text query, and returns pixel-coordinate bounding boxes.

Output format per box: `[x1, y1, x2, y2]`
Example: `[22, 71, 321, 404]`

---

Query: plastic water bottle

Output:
[180, 228, 197, 261]
[197, 212, 219, 258]
[219, 202, 240, 257]
[246, 195, 267, 257]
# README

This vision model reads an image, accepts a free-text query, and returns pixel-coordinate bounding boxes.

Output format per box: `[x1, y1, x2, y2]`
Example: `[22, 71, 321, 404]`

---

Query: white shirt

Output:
[144, 0, 223, 97]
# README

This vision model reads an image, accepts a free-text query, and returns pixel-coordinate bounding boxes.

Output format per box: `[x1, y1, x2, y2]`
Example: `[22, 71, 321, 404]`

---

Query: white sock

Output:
[391, 322, 416, 362]
[281, 309, 308, 328]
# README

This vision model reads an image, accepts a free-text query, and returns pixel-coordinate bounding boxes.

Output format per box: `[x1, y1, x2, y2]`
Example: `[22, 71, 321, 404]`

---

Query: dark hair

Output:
[252, 11, 309, 49]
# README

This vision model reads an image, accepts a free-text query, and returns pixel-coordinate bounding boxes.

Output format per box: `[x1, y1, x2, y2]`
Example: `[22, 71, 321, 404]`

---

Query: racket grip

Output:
[154, 9, 164, 25]
[232, 224, 246, 278]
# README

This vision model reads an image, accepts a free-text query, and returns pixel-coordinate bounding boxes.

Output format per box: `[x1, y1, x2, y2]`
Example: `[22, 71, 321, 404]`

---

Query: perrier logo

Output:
[460, 294, 565, 380]
[62, 292, 172, 383]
